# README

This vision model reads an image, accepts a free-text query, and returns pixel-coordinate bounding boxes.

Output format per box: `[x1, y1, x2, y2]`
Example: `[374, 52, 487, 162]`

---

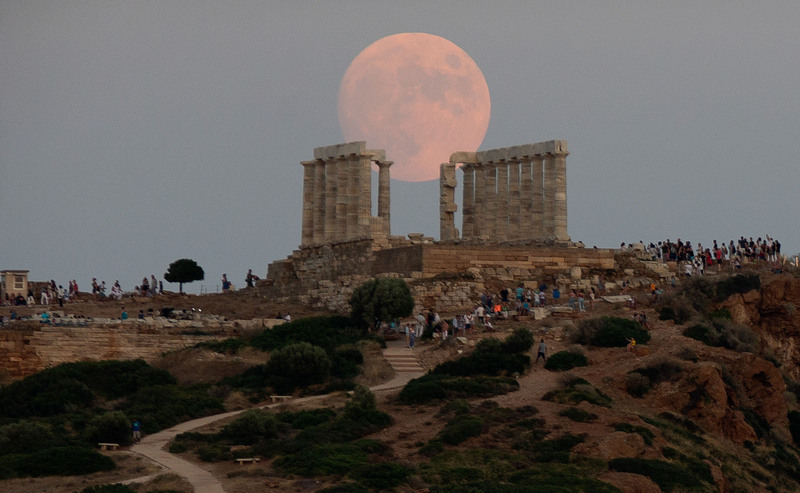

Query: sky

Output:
[2, 2, 799, 294]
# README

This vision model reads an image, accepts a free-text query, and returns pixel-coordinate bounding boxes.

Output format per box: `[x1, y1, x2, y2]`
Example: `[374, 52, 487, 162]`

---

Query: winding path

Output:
[127, 340, 423, 492]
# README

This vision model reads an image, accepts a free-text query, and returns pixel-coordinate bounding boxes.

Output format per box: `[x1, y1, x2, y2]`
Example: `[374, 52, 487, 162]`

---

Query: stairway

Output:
[383, 343, 424, 373]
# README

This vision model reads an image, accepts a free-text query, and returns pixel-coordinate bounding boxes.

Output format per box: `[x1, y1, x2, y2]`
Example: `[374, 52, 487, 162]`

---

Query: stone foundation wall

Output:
[262, 241, 616, 315]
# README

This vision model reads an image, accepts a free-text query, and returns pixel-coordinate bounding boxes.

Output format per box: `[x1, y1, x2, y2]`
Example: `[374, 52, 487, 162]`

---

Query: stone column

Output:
[312, 160, 325, 243]
[346, 155, 360, 240]
[553, 150, 569, 241]
[508, 161, 520, 241]
[496, 161, 509, 241]
[485, 162, 497, 240]
[439, 162, 457, 240]
[461, 163, 475, 238]
[300, 160, 315, 246]
[357, 153, 372, 238]
[377, 160, 392, 235]
[336, 157, 348, 240]
[532, 155, 544, 239]
[519, 158, 532, 240]
[474, 163, 486, 239]
[543, 153, 556, 239]
[324, 159, 337, 242]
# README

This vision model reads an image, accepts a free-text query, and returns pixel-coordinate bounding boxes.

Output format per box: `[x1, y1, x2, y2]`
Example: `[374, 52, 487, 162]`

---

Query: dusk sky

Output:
[2, 2, 799, 294]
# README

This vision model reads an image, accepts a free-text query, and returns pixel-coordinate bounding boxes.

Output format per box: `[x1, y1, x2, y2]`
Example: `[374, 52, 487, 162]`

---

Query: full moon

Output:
[338, 33, 491, 182]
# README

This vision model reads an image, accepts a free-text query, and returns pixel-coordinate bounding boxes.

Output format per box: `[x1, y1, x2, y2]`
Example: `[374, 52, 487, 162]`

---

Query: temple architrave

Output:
[267, 140, 615, 314]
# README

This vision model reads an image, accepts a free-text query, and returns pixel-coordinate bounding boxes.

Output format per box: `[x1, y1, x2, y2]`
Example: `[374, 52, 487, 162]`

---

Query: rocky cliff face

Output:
[722, 274, 800, 380]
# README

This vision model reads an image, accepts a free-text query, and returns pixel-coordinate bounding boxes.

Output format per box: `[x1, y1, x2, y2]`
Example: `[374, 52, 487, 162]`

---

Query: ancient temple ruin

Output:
[300, 141, 391, 246]
[267, 139, 613, 314]
[443, 140, 569, 243]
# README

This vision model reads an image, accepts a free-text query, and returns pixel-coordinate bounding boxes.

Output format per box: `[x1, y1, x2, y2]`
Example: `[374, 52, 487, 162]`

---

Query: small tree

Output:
[349, 278, 414, 331]
[163, 258, 204, 293]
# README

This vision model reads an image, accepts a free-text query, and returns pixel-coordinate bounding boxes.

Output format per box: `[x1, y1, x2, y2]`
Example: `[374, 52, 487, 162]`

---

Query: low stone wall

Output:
[0, 322, 232, 381]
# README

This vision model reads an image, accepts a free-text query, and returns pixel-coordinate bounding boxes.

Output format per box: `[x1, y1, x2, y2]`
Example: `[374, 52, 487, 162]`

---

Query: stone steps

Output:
[383, 347, 424, 373]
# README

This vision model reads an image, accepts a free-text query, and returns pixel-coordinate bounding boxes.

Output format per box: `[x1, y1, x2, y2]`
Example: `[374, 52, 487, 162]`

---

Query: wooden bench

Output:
[269, 395, 292, 403]
[98, 442, 119, 451]
[235, 457, 261, 464]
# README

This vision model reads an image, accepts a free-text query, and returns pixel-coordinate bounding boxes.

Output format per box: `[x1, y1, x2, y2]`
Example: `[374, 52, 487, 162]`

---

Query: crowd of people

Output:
[1, 274, 166, 307]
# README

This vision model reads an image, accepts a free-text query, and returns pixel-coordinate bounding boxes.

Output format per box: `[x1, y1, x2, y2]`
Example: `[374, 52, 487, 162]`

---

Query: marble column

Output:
[377, 160, 392, 235]
[532, 155, 544, 239]
[357, 153, 372, 238]
[543, 153, 556, 239]
[474, 163, 486, 239]
[553, 151, 569, 241]
[324, 159, 337, 242]
[508, 161, 520, 241]
[335, 157, 348, 240]
[346, 155, 360, 240]
[519, 158, 532, 240]
[312, 160, 325, 243]
[496, 161, 509, 241]
[485, 162, 497, 239]
[300, 160, 315, 246]
[439, 162, 457, 240]
[461, 163, 475, 238]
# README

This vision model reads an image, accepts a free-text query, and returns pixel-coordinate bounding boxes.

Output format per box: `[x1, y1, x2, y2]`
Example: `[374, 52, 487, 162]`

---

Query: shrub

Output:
[79, 485, 136, 493]
[273, 440, 376, 476]
[168, 441, 187, 453]
[195, 338, 247, 354]
[344, 385, 378, 418]
[220, 409, 278, 445]
[533, 433, 586, 462]
[349, 278, 414, 331]
[331, 348, 364, 380]
[558, 407, 597, 423]
[250, 316, 364, 351]
[609, 457, 711, 492]
[684, 320, 758, 352]
[632, 357, 684, 384]
[625, 373, 652, 398]
[84, 411, 132, 446]
[279, 408, 336, 429]
[317, 483, 370, 493]
[197, 443, 231, 462]
[439, 415, 484, 445]
[350, 462, 410, 489]
[399, 375, 519, 404]
[542, 376, 612, 407]
[501, 328, 535, 354]
[431, 351, 530, 377]
[0, 420, 59, 455]
[658, 297, 697, 324]
[569, 317, 650, 348]
[475, 337, 503, 353]
[265, 342, 331, 393]
[545, 351, 588, 371]
[2, 446, 115, 477]
[612, 422, 655, 445]
[790, 411, 800, 445]
[683, 324, 713, 344]
[121, 384, 225, 433]
[715, 273, 760, 299]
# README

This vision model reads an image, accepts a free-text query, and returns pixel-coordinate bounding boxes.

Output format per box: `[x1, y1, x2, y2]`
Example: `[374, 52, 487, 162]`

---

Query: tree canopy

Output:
[163, 258, 204, 293]
[349, 277, 414, 331]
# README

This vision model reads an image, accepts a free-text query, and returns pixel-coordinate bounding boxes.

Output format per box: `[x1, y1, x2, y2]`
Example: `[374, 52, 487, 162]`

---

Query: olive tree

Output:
[163, 258, 204, 293]
[349, 278, 414, 331]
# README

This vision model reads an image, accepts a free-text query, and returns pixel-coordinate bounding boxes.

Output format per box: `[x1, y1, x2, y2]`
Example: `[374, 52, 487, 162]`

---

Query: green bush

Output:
[168, 441, 188, 453]
[0, 420, 59, 455]
[399, 375, 519, 404]
[195, 338, 248, 354]
[609, 457, 711, 492]
[317, 483, 370, 493]
[122, 384, 225, 433]
[684, 320, 758, 352]
[0, 446, 115, 477]
[625, 372, 651, 398]
[790, 411, 800, 445]
[502, 328, 535, 353]
[439, 415, 484, 445]
[331, 348, 364, 379]
[220, 409, 278, 445]
[569, 317, 650, 348]
[612, 423, 655, 445]
[279, 408, 336, 429]
[266, 342, 332, 393]
[197, 443, 231, 462]
[715, 273, 760, 300]
[349, 278, 415, 330]
[350, 462, 410, 489]
[545, 351, 588, 371]
[475, 337, 503, 353]
[250, 316, 364, 351]
[558, 407, 597, 423]
[79, 485, 137, 493]
[273, 440, 377, 476]
[431, 351, 530, 377]
[542, 377, 612, 407]
[84, 411, 132, 446]
[631, 357, 684, 384]
[658, 297, 697, 324]
[534, 433, 586, 462]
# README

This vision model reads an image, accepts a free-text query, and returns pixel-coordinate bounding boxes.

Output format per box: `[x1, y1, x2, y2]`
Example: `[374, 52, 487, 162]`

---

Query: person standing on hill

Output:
[132, 419, 141, 442]
[536, 339, 547, 364]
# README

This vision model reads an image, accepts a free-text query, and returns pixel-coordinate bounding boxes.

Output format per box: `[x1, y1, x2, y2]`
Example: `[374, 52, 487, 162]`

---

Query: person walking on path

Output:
[132, 419, 142, 443]
[536, 339, 547, 364]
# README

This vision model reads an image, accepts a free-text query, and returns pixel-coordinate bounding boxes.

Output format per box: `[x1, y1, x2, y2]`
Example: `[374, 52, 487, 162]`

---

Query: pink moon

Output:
[338, 33, 491, 182]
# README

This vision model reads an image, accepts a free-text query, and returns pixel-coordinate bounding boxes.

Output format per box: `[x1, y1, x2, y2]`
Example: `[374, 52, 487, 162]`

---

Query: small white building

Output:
[1, 270, 29, 300]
